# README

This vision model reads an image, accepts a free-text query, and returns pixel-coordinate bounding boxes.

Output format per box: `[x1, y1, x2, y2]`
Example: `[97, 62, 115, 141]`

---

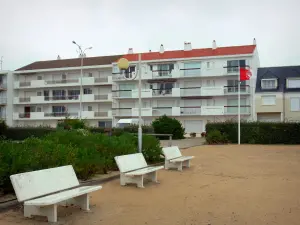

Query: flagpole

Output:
[238, 68, 241, 145]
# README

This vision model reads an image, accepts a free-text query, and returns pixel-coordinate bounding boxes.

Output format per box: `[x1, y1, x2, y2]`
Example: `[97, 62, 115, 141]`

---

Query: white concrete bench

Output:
[162, 146, 194, 171]
[10, 165, 102, 223]
[114, 153, 164, 188]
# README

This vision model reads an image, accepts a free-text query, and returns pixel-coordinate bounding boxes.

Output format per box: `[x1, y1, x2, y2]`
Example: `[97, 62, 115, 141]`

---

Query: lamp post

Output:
[117, 53, 142, 153]
[72, 41, 92, 119]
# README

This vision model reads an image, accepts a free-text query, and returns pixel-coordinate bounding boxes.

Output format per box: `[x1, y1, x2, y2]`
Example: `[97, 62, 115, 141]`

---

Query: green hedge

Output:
[206, 121, 300, 144]
[0, 130, 162, 193]
[152, 115, 185, 140]
[4, 127, 56, 140]
[90, 124, 154, 136]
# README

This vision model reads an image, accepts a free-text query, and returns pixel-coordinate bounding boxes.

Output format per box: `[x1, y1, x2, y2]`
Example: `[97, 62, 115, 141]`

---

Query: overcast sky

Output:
[1, 0, 299, 70]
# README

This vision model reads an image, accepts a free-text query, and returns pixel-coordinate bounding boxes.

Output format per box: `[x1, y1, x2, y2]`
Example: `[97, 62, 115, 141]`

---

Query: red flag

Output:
[240, 67, 252, 81]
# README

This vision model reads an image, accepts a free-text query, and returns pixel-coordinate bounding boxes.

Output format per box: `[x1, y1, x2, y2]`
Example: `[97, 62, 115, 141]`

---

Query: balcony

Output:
[0, 98, 6, 105]
[14, 94, 112, 104]
[13, 110, 112, 120]
[0, 83, 7, 90]
[112, 106, 251, 117]
[14, 76, 112, 89]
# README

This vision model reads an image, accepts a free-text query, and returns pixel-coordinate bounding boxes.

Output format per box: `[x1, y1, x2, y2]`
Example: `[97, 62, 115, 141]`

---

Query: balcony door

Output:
[119, 83, 135, 98]
[227, 99, 247, 113]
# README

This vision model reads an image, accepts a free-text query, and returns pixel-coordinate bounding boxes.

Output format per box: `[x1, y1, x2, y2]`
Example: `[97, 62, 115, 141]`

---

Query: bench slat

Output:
[115, 153, 148, 173]
[170, 156, 194, 162]
[10, 165, 79, 202]
[125, 166, 164, 176]
[162, 146, 182, 160]
[24, 186, 102, 206]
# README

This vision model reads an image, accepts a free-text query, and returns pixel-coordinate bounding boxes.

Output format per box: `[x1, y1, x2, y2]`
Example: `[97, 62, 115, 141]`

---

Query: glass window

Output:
[261, 79, 277, 89]
[84, 88, 92, 94]
[227, 80, 246, 92]
[184, 62, 201, 76]
[98, 121, 112, 128]
[227, 60, 245, 73]
[262, 95, 276, 105]
[290, 98, 300, 111]
[88, 106, 93, 111]
[287, 79, 300, 88]
[227, 98, 247, 113]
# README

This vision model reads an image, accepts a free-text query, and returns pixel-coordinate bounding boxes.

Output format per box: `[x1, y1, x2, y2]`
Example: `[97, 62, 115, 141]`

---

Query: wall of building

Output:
[255, 93, 284, 113]
[284, 93, 300, 121]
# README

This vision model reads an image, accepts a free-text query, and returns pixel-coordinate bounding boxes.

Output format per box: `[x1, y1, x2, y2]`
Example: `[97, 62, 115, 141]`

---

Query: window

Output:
[159, 82, 174, 95]
[68, 90, 80, 99]
[183, 62, 201, 76]
[52, 90, 65, 100]
[112, 65, 119, 74]
[261, 79, 277, 89]
[88, 72, 93, 77]
[98, 121, 112, 128]
[37, 75, 43, 80]
[227, 60, 246, 73]
[62, 73, 67, 80]
[227, 80, 246, 92]
[206, 62, 210, 68]
[37, 91, 42, 96]
[84, 88, 92, 94]
[227, 98, 247, 113]
[262, 95, 276, 105]
[290, 98, 300, 111]
[88, 106, 93, 111]
[287, 79, 300, 88]
[36, 107, 42, 112]
[157, 64, 174, 76]
[52, 106, 66, 116]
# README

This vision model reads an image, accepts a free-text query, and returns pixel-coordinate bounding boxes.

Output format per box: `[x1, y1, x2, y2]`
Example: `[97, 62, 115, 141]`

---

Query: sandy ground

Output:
[1, 145, 300, 225]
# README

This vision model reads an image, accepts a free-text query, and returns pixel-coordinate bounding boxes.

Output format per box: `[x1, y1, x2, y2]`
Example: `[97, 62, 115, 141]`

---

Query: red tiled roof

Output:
[15, 45, 256, 71]
[119, 45, 256, 62]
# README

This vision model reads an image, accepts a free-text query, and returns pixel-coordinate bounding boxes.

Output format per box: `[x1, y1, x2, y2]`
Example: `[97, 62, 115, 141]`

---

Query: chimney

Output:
[159, 44, 164, 54]
[57, 55, 61, 60]
[184, 42, 192, 51]
[212, 40, 216, 50]
[253, 38, 256, 45]
[128, 48, 133, 54]
[149, 50, 152, 52]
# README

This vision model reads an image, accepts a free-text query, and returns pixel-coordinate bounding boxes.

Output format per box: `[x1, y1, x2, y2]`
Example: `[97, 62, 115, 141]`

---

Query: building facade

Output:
[255, 66, 300, 122]
[9, 40, 260, 132]
[112, 40, 259, 134]
[0, 70, 14, 126]
[13, 55, 121, 128]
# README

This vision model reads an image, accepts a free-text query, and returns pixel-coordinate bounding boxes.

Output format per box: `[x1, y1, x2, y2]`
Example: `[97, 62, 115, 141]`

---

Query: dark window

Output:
[98, 121, 112, 128]
[84, 88, 92, 94]
[227, 60, 246, 73]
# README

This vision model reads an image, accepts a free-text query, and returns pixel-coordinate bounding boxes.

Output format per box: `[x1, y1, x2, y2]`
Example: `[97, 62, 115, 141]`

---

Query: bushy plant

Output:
[57, 118, 87, 130]
[0, 120, 7, 137]
[3, 127, 55, 140]
[152, 115, 185, 139]
[206, 130, 228, 144]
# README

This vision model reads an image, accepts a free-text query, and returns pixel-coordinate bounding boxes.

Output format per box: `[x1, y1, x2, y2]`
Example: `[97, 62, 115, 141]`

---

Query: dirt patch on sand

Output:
[1, 145, 300, 225]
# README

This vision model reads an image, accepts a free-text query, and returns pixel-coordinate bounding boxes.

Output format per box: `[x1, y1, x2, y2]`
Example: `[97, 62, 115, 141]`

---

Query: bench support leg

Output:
[120, 173, 144, 188]
[24, 204, 57, 223]
[73, 194, 90, 211]
[149, 171, 158, 183]
[165, 160, 183, 171]
[183, 160, 190, 168]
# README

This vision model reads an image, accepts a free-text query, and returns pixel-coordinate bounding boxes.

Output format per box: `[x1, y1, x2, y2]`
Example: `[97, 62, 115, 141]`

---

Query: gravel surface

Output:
[1, 144, 300, 225]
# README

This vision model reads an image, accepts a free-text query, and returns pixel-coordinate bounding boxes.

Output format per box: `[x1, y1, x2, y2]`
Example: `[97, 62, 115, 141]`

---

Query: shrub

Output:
[3, 127, 55, 140]
[190, 132, 196, 138]
[201, 132, 206, 137]
[206, 121, 300, 144]
[57, 118, 87, 130]
[0, 120, 7, 136]
[206, 130, 228, 144]
[152, 115, 185, 140]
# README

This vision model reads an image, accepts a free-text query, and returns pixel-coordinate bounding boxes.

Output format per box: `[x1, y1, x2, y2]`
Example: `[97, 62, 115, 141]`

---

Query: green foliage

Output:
[0, 130, 162, 193]
[57, 118, 87, 130]
[3, 127, 55, 140]
[152, 115, 185, 140]
[206, 121, 300, 144]
[89, 124, 154, 136]
[206, 130, 228, 144]
[0, 120, 7, 137]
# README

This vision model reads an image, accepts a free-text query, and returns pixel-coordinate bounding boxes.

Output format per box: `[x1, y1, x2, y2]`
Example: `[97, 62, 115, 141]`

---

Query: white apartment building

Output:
[112, 40, 259, 134]
[13, 55, 122, 128]
[10, 40, 259, 132]
[0, 70, 13, 126]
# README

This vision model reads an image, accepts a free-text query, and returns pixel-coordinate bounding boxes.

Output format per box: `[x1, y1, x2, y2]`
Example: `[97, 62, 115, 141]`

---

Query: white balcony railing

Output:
[13, 110, 112, 120]
[14, 94, 112, 104]
[0, 98, 7, 104]
[113, 106, 251, 117]
[14, 76, 112, 89]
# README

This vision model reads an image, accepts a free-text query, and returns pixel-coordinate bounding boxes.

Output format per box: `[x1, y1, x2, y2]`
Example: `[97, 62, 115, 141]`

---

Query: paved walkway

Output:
[160, 137, 206, 149]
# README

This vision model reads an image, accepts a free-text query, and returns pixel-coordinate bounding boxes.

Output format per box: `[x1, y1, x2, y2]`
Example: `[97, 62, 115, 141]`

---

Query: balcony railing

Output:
[95, 77, 108, 83]
[94, 111, 108, 117]
[46, 95, 79, 101]
[0, 83, 7, 89]
[152, 70, 172, 78]
[152, 107, 172, 116]
[224, 105, 251, 114]
[152, 88, 173, 96]
[0, 98, 6, 104]
[19, 97, 31, 103]
[112, 108, 132, 117]
[180, 107, 201, 115]
[45, 79, 78, 85]
[180, 68, 201, 77]
[20, 82, 31, 87]
[19, 113, 31, 118]
[44, 112, 78, 117]
[94, 95, 108, 100]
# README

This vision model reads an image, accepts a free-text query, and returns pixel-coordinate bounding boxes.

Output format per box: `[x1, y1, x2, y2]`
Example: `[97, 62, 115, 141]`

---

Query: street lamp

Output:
[72, 41, 92, 119]
[117, 53, 142, 153]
